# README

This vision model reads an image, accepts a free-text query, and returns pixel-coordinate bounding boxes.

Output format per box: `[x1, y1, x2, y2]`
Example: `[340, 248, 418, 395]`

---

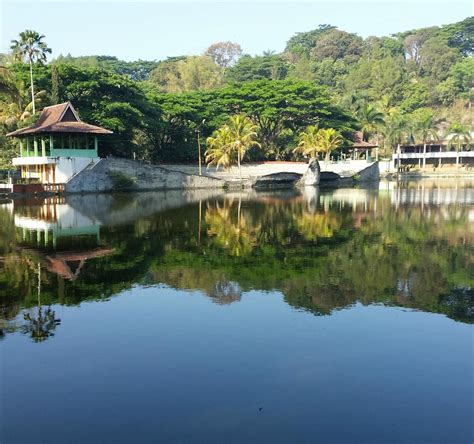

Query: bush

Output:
[108, 171, 136, 190]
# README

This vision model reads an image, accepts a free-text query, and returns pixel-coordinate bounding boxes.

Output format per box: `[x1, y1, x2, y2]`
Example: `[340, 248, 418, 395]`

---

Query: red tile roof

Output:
[7, 102, 113, 137]
[350, 131, 378, 149]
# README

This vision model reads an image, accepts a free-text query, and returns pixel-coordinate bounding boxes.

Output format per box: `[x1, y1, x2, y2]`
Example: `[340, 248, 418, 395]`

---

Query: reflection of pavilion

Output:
[9, 197, 101, 248]
[44, 249, 114, 281]
[5, 197, 114, 281]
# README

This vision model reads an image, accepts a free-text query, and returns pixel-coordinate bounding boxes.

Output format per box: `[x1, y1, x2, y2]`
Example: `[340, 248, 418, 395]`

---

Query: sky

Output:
[1, 1, 472, 61]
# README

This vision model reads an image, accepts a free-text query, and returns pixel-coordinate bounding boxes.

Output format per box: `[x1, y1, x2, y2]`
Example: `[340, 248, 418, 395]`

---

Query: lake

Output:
[1, 180, 473, 444]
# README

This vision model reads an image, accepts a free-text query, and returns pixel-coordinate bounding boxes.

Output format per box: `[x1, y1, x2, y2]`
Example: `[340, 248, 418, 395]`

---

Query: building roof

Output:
[349, 131, 378, 149]
[6, 102, 113, 137]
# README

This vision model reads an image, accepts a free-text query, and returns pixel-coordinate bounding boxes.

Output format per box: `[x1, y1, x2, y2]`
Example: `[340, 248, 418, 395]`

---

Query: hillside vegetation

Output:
[0, 18, 472, 167]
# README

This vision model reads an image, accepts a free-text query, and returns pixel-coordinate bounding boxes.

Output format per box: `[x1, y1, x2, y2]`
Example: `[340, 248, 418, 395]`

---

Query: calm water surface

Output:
[1, 180, 473, 443]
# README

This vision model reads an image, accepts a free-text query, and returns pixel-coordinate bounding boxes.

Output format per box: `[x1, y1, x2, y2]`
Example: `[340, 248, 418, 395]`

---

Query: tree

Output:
[419, 37, 461, 83]
[0, 66, 19, 101]
[294, 126, 343, 163]
[293, 125, 320, 159]
[357, 104, 385, 141]
[217, 80, 356, 159]
[51, 64, 59, 104]
[54, 54, 160, 81]
[149, 56, 223, 93]
[447, 121, 471, 166]
[311, 29, 363, 63]
[382, 112, 407, 154]
[205, 42, 242, 68]
[205, 125, 234, 170]
[225, 54, 289, 82]
[53, 64, 155, 157]
[411, 109, 439, 168]
[412, 109, 439, 145]
[285, 25, 336, 57]
[206, 114, 261, 180]
[10, 30, 51, 114]
[313, 128, 344, 163]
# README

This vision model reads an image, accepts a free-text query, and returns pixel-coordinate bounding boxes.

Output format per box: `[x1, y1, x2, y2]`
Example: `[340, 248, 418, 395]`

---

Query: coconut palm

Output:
[294, 125, 320, 159]
[10, 30, 51, 114]
[205, 126, 235, 170]
[447, 122, 471, 166]
[358, 104, 385, 141]
[413, 113, 439, 169]
[0, 66, 19, 101]
[317, 128, 344, 163]
[382, 113, 407, 154]
[0, 86, 47, 128]
[414, 114, 439, 145]
[205, 114, 261, 180]
[294, 126, 343, 164]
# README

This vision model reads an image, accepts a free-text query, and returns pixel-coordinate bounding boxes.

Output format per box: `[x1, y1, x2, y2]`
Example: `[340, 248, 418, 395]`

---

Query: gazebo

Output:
[346, 131, 379, 161]
[7, 102, 112, 185]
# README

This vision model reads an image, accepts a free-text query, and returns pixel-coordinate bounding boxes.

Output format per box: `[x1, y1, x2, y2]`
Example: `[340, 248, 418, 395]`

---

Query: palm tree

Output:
[447, 122, 471, 167]
[205, 125, 235, 170]
[294, 126, 343, 164]
[10, 30, 51, 114]
[317, 128, 344, 163]
[414, 113, 439, 169]
[0, 66, 19, 101]
[382, 113, 406, 155]
[358, 104, 385, 142]
[294, 125, 320, 159]
[206, 114, 261, 180]
[0, 84, 47, 128]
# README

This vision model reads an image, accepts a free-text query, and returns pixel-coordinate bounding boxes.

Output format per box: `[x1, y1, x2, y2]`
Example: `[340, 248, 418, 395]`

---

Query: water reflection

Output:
[0, 180, 472, 341]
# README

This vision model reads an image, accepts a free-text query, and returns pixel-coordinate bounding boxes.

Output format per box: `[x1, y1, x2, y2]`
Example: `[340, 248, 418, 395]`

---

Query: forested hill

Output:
[0, 17, 472, 166]
[53, 18, 473, 111]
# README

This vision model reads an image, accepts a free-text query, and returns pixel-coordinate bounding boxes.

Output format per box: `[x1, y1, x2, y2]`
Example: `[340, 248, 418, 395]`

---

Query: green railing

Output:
[51, 149, 98, 158]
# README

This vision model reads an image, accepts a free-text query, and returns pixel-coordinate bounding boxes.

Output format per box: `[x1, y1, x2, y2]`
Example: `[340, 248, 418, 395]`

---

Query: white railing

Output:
[393, 151, 473, 160]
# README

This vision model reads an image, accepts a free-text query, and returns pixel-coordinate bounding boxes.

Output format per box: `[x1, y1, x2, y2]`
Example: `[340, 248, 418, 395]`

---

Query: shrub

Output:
[108, 171, 136, 190]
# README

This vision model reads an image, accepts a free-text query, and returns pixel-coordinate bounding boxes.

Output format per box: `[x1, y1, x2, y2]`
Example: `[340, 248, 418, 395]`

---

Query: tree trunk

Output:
[238, 147, 242, 182]
[422, 142, 426, 171]
[325, 151, 330, 165]
[29, 58, 35, 114]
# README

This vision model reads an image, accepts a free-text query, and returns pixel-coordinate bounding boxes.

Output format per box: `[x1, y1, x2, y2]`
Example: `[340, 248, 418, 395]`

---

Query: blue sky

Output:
[1, 1, 471, 61]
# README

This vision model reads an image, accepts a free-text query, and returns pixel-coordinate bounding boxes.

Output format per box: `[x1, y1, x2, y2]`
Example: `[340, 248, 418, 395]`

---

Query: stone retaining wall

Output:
[65, 158, 224, 193]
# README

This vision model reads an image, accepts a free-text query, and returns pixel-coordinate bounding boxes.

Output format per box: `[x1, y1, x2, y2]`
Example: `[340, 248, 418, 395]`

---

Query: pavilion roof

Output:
[349, 131, 378, 149]
[6, 102, 113, 137]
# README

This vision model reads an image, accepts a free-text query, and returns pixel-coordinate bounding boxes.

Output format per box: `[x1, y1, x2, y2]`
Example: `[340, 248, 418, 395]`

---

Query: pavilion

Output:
[345, 131, 379, 161]
[7, 102, 112, 185]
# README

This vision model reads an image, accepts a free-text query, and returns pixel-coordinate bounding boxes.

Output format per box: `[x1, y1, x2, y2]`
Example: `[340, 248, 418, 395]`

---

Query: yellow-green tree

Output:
[205, 125, 234, 170]
[294, 126, 343, 163]
[205, 114, 261, 179]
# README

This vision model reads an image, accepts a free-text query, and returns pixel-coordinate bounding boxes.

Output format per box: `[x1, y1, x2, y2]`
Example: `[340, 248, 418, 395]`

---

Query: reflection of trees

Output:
[208, 280, 242, 305]
[5, 262, 61, 341]
[205, 198, 260, 256]
[1, 190, 472, 338]
[294, 212, 342, 240]
[22, 306, 60, 342]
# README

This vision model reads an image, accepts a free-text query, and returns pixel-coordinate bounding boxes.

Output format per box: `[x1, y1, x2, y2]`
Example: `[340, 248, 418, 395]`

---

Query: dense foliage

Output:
[0, 17, 472, 168]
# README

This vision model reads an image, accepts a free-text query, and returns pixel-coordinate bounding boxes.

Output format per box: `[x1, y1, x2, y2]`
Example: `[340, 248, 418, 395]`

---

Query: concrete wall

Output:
[56, 157, 100, 183]
[65, 158, 224, 193]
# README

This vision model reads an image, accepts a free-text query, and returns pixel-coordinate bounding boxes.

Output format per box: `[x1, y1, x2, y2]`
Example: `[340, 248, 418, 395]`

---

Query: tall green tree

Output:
[10, 30, 51, 114]
[357, 104, 385, 141]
